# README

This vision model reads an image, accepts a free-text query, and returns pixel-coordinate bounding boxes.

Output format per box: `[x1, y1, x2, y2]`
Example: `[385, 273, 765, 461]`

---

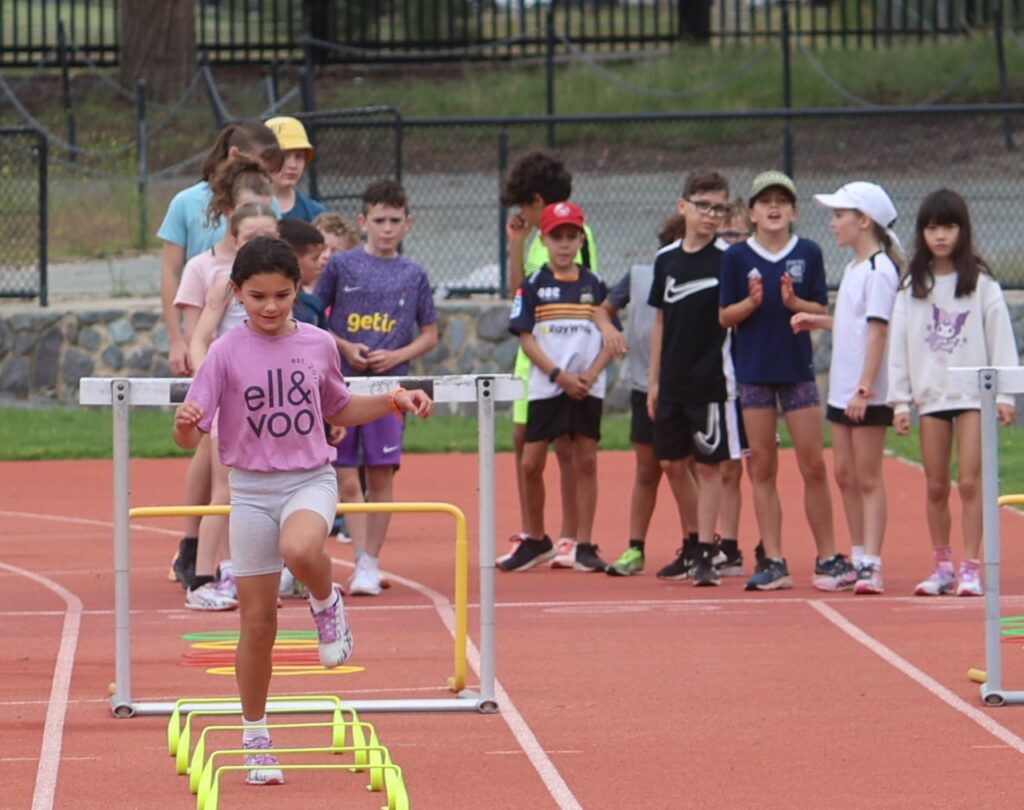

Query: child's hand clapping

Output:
[780, 272, 796, 309]
[747, 270, 763, 309]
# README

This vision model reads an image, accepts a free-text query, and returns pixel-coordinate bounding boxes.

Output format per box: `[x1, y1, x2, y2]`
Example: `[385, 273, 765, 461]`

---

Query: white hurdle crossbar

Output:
[79, 374, 523, 718]
[949, 366, 1024, 706]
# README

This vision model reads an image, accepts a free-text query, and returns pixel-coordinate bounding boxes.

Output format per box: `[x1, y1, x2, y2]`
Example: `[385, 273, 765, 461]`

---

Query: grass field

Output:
[3, 405, 1022, 496]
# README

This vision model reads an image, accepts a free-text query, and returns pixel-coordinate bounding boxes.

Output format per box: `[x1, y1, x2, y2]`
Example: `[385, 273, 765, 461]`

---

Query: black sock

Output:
[696, 541, 716, 560]
[190, 575, 215, 591]
[720, 538, 739, 555]
[629, 539, 645, 551]
[682, 534, 698, 560]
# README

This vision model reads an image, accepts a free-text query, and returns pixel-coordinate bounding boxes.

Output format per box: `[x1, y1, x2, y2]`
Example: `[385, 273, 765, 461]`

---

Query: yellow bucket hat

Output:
[265, 116, 314, 163]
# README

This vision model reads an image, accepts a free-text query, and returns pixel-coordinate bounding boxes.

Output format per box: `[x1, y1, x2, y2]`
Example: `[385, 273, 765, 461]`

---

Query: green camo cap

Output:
[749, 170, 797, 206]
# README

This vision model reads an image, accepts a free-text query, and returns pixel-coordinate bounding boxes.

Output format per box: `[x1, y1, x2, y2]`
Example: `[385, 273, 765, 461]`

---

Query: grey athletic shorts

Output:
[228, 463, 338, 577]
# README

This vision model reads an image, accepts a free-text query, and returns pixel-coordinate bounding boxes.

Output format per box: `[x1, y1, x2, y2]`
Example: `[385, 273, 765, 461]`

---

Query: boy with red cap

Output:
[503, 202, 614, 572]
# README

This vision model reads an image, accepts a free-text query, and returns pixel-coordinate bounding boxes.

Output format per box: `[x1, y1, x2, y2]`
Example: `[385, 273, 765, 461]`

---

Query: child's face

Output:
[232, 215, 279, 251]
[359, 203, 410, 258]
[541, 225, 585, 273]
[320, 230, 356, 255]
[923, 222, 960, 261]
[718, 214, 751, 245]
[234, 271, 298, 337]
[750, 188, 797, 236]
[297, 244, 327, 287]
[679, 190, 729, 241]
[828, 209, 868, 249]
[274, 149, 307, 190]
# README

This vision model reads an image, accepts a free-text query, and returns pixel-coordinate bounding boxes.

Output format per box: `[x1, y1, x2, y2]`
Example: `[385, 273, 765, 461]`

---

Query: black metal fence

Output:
[0, 128, 48, 305]
[3, 0, 1022, 68]
[300, 104, 1024, 296]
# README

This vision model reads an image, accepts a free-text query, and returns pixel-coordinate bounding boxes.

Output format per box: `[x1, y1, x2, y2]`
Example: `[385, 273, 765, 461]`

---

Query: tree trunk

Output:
[120, 0, 195, 103]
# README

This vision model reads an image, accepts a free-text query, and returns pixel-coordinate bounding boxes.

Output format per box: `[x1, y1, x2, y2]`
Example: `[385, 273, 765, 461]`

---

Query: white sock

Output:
[309, 588, 338, 614]
[242, 715, 269, 743]
[862, 554, 882, 568]
[851, 545, 865, 564]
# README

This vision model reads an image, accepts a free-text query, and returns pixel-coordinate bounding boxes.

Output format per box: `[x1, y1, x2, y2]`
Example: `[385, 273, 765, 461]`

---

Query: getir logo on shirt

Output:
[347, 312, 396, 333]
[243, 368, 318, 438]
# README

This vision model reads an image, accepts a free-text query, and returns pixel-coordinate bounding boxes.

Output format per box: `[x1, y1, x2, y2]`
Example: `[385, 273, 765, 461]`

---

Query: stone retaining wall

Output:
[4, 298, 1024, 412]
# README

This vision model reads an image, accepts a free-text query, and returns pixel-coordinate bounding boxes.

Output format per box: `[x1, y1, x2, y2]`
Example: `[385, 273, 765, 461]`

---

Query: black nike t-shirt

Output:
[648, 239, 731, 404]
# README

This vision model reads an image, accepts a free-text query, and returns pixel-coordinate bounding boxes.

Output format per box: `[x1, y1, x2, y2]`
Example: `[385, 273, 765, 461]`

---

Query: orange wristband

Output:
[388, 387, 406, 419]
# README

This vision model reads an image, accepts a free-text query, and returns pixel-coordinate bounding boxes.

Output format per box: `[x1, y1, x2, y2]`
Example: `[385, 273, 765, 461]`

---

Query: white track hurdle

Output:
[79, 374, 523, 718]
[949, 366, 1024, 706]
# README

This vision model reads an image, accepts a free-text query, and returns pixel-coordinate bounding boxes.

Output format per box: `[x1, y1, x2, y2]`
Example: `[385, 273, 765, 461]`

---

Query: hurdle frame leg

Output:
[112, 379, 134, 717]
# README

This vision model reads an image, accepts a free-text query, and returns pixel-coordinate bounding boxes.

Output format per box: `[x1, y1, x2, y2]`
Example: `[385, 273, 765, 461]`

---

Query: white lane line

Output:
[809, 601, 1024, 755]
[334, 559, 584, 810]
[0, 562, 83, 810]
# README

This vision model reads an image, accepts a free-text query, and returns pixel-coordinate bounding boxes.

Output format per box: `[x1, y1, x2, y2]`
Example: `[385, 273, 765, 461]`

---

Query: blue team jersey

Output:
[719, 236, 827, 384]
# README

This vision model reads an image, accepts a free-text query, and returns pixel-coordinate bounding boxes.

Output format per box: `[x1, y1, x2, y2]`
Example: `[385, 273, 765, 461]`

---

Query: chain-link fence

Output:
[0, 128, 47, 305]
[303, 104, 1024, 296]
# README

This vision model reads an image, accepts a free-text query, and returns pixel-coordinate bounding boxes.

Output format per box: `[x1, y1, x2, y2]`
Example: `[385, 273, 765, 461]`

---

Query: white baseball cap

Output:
[813, 181, 898, 228]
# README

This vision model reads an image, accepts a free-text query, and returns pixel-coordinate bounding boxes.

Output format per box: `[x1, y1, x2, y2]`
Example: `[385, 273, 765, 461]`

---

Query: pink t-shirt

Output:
[174, 249, 232, 309]
[185, 322, 351, 472]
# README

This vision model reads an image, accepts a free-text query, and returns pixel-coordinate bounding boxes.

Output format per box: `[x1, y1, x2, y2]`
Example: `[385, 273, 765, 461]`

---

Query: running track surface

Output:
[4, 451, 1024, 810]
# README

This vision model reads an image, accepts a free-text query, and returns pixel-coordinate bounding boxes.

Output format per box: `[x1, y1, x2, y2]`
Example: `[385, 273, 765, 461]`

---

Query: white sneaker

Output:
[913, 566, 957, 596]
[349, 555, 382, 596]
[243, 735, 284, 786]
[185, 581, 238, 611]
[549, 538, 578, 569]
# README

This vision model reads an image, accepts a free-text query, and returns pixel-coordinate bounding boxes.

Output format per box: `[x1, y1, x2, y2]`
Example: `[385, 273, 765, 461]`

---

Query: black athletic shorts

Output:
[653, 399, 742, 464]
[826, 404, 895, 428]
[525, 394, 603, 443]
[630, 389, 654, 445]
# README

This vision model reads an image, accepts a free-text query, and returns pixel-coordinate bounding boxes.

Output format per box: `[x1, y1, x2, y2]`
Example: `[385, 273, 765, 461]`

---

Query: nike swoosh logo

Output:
[693, 405, 721, 455]
[663, 277, 718, 304]
[382, 445, 400, 454]
[343, 285, 361, 292]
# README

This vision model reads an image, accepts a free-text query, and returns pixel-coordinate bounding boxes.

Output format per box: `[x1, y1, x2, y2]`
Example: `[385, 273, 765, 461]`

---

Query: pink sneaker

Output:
[549, 538, 578, 569]
[310, 589, 354, 668]
[956, 565, 983, 597]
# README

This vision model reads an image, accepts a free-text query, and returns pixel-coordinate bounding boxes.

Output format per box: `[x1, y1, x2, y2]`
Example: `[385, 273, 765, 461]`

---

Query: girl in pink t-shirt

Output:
[173, 237, 431, 787]
[173, 157, 276, 611]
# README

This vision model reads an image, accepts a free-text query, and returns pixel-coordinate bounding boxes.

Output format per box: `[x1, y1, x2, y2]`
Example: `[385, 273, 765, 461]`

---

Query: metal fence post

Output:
[136, 80, 148, 250]
[37, 133, 48, 308]
[781, 2, 795, 177]
[545, 3, 556, 149]
[497, 130, 509, 298]
[993, 3, 1016, 151]
[57, 20, 77, 164]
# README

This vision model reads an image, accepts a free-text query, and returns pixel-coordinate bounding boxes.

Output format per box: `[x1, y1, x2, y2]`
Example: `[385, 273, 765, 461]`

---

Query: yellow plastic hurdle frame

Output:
[134, 500, 469, 703]
[80, 374, 525, 718]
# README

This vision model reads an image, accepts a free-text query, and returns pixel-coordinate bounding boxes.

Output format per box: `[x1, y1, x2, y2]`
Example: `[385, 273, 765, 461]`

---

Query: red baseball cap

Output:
[540, 201, 585, 234]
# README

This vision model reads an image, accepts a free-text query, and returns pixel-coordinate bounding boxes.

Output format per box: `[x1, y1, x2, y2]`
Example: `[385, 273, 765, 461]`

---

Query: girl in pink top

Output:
[173, 237, 431, 787]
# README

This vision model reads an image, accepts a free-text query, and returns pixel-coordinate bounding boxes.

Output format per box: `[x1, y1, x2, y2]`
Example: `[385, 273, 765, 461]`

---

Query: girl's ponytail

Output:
[873, 223, 904, 275]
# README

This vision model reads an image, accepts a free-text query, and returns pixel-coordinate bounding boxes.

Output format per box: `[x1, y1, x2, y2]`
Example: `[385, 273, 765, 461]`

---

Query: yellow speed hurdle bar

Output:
[949, 367, 1024, 707]
[80, 374, 524, 717]
[132, 501, 469, 711]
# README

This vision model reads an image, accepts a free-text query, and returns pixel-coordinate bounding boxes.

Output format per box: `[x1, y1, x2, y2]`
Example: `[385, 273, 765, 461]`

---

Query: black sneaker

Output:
[172, 537, 197, 591]
[713, 540, 744, 577]
[573, 542, 607, 572]
[498, 536, 556, 572]
[656, 543, 693, 580]
[691, 544, 721, 587]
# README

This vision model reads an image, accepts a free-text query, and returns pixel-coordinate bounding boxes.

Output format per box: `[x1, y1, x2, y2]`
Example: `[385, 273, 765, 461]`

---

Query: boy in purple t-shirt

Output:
[314, 179, 439, 596]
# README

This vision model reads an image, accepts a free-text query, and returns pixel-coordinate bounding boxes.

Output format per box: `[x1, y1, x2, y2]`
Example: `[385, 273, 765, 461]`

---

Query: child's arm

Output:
[181, 306, 203, 345]
[160, 241, 189, 375]
[505, 214, 532, 296]
[325, 388, 432, 426]
[172, 402, 205, 449]
[591, 305, 627, 358]
[366, 323, 439, 375]
[846, 319, 888, 422]
[719, 274, 762, 328]
[189, 277, 231, 369]
[780, 272, 828, 315]
[646, 308, 664, 419]
[887, 292, 913, 435]
[518, 332, 589, 400]
[790, 312, 833, 333]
